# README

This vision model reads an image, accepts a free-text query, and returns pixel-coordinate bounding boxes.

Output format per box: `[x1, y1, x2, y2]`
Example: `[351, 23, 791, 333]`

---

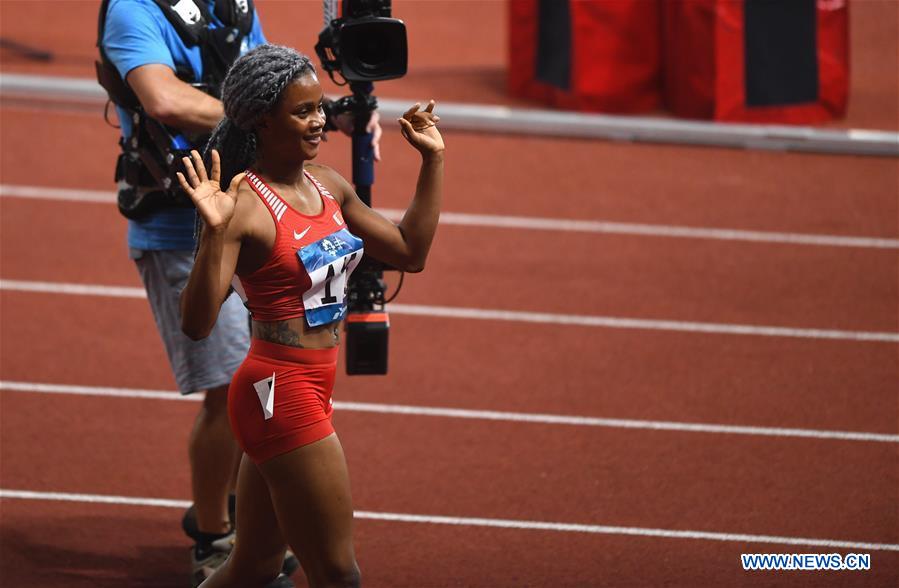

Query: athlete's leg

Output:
[259, 433, 360, 588]
[190, 384, 243, 533]
[199, 455, 289, 587]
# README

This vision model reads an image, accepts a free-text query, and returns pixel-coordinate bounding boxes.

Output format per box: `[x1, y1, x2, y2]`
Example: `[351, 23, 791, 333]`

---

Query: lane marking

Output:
[1, 489, 190, 510]
[2, 488, 897, 552]
[1, 279, 145, 299]
[2, 183, 898, 250]
[2, 278, 897, 343]
[0, 184, 115, 203]
[3, 380, 897, 444]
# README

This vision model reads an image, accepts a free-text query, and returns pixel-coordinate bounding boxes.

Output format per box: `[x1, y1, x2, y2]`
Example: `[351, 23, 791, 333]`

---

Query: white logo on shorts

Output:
[253, 372, 276, 420]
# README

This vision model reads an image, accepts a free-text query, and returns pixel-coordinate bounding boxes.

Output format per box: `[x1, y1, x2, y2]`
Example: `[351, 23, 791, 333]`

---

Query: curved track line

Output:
[3, 184, 898, 249]
[3, 381, 897, 444]
[2, 489, 897, 552]
[2, 278, 897, 342]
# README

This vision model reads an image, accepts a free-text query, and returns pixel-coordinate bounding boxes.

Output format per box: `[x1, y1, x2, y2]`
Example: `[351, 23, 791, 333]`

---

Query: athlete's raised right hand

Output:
[176, 149, 245, 232]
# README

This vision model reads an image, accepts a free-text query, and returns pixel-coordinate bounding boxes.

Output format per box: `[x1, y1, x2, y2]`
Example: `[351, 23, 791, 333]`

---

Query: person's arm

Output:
[329, 101, 443, 273]
[331, 109, 384, 162]
[126, 64, 224, 132]
[176, 151, 247, 340]
[104, 0, 222, 132]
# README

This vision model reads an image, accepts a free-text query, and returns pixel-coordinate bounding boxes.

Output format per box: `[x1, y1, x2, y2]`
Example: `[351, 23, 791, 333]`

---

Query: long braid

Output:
[194, 44, 315, 250]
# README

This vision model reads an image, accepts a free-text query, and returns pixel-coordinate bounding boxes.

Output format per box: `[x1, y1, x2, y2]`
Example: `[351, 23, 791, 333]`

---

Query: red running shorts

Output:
[228, 339, 338, 464]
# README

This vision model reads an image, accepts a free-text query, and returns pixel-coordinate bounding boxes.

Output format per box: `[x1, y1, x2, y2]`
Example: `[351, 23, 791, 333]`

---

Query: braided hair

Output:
[205, 43, 316, 187]
[194, 44, 316, 250]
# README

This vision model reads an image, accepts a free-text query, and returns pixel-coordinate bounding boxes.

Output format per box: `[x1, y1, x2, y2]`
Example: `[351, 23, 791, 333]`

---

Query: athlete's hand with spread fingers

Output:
[398, 100, 444, 156]
[176, 149, 245, 232]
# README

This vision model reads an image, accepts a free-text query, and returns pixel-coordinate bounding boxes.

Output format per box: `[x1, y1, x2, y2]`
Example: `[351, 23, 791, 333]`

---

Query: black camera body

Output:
[316, 0, 407, 83]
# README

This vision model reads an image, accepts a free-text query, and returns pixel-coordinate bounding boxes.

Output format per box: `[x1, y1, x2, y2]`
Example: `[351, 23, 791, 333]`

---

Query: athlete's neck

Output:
[253, 158, 307, 187]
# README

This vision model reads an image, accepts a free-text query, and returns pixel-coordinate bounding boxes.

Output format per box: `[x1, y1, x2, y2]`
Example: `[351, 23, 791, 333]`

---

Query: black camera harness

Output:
[96, 0, 255, 218]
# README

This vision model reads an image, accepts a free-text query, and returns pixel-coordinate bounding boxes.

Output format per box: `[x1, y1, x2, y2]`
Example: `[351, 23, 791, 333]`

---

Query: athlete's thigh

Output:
[229, 454, 288, 577]
[258, 433, 356, 576]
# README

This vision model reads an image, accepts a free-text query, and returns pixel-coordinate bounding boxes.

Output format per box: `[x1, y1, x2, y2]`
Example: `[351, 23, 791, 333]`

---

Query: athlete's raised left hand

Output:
[398, 100, 444, 156]
[176, 149, 245, 232]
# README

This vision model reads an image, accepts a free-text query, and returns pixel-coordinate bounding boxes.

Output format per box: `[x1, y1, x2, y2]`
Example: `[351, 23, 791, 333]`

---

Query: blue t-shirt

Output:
[103, 0, 267, 250]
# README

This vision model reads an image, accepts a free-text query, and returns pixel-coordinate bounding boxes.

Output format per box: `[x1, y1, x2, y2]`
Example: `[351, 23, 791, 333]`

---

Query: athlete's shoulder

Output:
[230, 174, 267, 234]
[305, 162, 338, 179]
[305, 163, 349, 201]
[235, 172, 262, 205]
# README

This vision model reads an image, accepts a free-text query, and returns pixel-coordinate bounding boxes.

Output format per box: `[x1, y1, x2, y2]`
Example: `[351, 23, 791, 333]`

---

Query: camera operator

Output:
[97, 1, 381, 586]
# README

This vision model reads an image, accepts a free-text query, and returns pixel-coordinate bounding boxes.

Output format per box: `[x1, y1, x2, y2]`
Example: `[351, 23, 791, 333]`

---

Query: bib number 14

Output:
[320, 252, 358, 305]
[297, 228, 364, 327]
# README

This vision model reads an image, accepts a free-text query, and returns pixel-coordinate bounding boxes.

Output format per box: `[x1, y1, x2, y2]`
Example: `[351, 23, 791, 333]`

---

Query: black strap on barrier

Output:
[535, 0, 571, 91]
[744, 0, 819, 107]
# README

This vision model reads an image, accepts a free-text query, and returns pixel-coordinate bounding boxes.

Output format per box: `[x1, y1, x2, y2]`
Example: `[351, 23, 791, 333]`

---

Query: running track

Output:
[1, 1, 897, 587]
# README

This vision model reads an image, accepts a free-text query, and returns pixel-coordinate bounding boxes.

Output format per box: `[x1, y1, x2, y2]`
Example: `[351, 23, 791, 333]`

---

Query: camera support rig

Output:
[317, 0, 407, 375]
[331, 82, 391, 375]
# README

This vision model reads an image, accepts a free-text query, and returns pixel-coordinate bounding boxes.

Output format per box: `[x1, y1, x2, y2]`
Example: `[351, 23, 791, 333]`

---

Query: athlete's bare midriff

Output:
[252, 317, 340, 349]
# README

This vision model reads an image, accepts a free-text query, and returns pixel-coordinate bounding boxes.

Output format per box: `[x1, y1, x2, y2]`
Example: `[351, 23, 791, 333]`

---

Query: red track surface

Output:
[1, 2, 898, 587]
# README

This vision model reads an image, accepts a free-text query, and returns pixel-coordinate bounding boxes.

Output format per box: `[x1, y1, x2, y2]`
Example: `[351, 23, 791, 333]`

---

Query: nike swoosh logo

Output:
[294, 226, 311, 240]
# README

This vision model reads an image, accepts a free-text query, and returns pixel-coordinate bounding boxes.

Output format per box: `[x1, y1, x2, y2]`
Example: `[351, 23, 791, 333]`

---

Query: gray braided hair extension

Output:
[194, 44, 316, 249]
[205, 44, 315, 186]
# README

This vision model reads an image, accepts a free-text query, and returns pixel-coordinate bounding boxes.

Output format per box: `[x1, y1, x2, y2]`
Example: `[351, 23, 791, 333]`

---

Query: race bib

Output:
[297, 228, 364, 327]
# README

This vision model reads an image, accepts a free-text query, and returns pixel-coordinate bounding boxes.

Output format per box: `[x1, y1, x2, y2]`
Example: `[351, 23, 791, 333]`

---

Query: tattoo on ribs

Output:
[255, 322, 305, 348]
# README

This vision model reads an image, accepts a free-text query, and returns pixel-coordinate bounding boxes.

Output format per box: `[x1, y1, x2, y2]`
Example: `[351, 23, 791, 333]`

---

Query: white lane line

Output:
[3, 183, 898, 249]
[2, 488, 897, 552]
[0, 184, 115, 203]
[2, 278, 897, 343]
[1, 279, 146, 299]
[385, 304, 899, 343]
[3, 381, 897, 444]
[426, 211, 899, 250]
[1, 489, 191, 509]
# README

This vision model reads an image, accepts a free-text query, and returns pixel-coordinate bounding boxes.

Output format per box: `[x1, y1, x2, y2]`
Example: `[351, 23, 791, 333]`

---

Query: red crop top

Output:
[233, 170, 364, 326]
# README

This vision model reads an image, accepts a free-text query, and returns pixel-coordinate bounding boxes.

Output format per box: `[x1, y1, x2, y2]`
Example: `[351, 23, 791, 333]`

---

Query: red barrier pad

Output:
[508, 0, 662, 114]
[663, 0, 849, 124]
